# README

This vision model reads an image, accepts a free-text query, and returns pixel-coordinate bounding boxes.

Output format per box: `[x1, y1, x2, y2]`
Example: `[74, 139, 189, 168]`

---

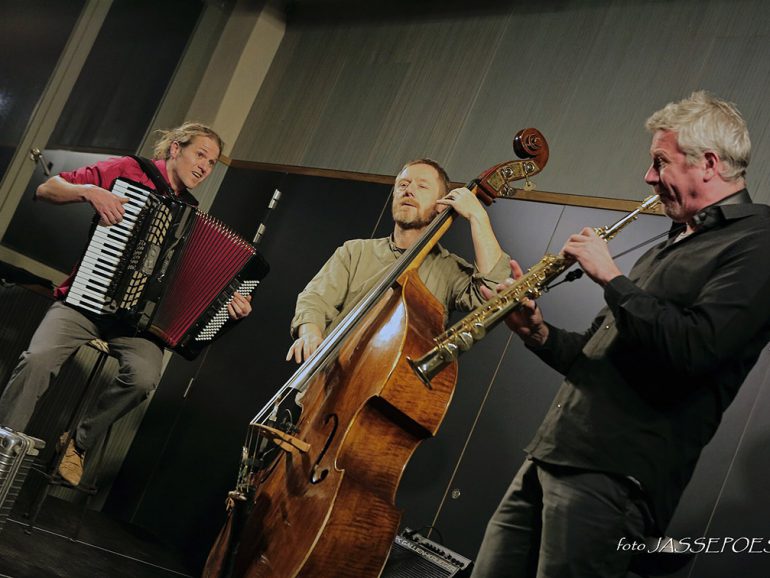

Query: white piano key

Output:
[82, 250, 120, 266]
[78, 259, 116, 276]
[72, 264, 112, 284]
[68, 284, 111, 305]
[93, 228, 129, 243]
[65, 298, 105, 315]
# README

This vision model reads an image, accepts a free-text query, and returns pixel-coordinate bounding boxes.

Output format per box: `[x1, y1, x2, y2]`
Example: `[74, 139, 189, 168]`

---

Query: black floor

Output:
[0, 495, 194, 578]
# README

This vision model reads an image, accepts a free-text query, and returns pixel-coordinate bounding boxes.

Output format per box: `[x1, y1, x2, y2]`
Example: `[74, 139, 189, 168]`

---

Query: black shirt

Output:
[525, 189, 770, 531]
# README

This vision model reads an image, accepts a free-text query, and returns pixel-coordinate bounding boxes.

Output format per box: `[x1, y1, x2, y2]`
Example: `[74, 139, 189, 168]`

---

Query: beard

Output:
[392, 205, 439, 230]
[661, 203, 684, 222]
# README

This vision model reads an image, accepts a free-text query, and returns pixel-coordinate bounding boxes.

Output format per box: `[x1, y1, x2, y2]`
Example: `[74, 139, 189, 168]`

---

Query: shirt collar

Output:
[156, 158, 196, 203]
[668, 188, 756, 238]
[387, 234, 446, 257]
[155, 159, 173, 190]
[692, 188, 753, 227]
[388, 234, 406, 255]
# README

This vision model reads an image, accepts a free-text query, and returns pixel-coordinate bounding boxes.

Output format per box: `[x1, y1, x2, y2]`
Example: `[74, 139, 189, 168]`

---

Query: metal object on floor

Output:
[382, 528, 472, 578]
[0, 427, 45, 534]
[26, 339, 116, 540]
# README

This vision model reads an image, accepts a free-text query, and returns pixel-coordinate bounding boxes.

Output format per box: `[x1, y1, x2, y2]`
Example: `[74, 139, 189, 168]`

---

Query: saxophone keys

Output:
[471, 322, 487, 340]
[458, 330, 475, 351]
[441, 342, 459, 360]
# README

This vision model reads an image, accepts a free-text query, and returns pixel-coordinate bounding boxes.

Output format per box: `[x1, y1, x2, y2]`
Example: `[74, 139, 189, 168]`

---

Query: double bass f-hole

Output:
[310, 414, 338, 484]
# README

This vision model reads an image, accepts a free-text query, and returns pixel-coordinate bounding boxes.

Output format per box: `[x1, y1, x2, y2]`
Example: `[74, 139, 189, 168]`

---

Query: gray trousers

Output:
[471, 459, 648, 578]
[0, 301, 163, 451]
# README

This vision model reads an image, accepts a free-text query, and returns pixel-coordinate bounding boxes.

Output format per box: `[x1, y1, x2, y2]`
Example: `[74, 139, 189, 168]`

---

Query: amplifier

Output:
[382, 528, 473, 578]
[0, 427, 44, 533]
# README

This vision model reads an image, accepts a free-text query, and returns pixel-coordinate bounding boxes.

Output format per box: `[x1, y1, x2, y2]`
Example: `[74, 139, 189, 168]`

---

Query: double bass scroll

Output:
[471, 127, 549, 204]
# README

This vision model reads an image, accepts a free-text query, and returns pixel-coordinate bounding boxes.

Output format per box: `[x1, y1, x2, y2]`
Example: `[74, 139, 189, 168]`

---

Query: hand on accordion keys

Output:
[227, 291, 252, 320]
[83, 185, 130, 226]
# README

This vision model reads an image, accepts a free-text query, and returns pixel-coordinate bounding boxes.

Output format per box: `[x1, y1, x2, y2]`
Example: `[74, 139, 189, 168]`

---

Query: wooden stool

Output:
[26, 339, 116, 539]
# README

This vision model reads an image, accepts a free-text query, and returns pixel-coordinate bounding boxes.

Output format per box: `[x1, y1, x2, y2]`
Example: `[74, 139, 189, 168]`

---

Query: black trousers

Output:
[472, 459, 649, 578]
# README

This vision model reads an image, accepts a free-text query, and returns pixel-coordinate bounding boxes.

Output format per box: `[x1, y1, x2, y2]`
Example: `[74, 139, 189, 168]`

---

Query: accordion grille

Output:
[150, 212, 255, 346]
[120, 201, 173, 309]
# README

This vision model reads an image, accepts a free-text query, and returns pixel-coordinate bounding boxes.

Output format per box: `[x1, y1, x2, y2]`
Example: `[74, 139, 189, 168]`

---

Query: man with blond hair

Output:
[0, 122, 252, 487]
[472, 92, 770, 577]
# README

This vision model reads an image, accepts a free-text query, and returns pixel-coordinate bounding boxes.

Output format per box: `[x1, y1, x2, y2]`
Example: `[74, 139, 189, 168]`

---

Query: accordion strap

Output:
[130, 155, 198, 207]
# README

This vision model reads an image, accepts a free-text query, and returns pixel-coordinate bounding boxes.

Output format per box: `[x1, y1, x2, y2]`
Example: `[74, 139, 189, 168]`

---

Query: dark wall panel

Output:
[0, 0, 84, 180]
[2, 150, 111, 272]
[666, 349, 770, 577]
[0, 284, 52, 389]
[48, 0, 202, 153]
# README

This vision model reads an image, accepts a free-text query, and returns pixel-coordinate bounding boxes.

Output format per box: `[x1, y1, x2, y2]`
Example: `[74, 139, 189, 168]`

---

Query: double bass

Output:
[204, 129, 549, 578]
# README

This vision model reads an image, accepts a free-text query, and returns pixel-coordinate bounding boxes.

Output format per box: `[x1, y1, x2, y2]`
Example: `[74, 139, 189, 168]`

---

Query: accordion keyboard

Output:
[65, 179, 151, 315]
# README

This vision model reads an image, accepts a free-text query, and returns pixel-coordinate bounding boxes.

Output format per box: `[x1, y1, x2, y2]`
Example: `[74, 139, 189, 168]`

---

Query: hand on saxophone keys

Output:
[561, 228, 623, 286]
[480, 259, 550, 347]
[410, 196, 652, 385]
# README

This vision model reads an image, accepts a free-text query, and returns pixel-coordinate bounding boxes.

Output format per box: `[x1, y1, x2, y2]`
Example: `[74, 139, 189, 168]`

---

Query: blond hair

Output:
[645, 91, 750, 181]
[153, 122, 224, 160]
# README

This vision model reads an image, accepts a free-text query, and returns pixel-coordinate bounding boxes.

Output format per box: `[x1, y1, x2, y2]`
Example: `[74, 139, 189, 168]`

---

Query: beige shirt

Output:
[291, 237, 511, 337]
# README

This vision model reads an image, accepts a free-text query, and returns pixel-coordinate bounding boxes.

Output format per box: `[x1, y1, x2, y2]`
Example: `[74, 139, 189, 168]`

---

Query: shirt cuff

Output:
[290, 312, 326, 338]
[524, 321, 557, 353]
[476, 252, 511, 284]
[603, 274, 637, 314]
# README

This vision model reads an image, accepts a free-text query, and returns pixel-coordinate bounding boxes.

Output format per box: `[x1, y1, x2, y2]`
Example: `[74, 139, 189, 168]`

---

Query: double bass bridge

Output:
[250, 423, 310, 454]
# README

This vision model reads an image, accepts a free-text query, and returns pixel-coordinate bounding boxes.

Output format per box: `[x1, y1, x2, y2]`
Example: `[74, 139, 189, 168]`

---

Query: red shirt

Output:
[58, 156, 171, 192]
[54, 156, 191, 299]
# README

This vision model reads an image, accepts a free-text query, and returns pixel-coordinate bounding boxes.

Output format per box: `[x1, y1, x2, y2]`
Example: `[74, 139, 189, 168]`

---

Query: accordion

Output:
[65, 178, 269, 359]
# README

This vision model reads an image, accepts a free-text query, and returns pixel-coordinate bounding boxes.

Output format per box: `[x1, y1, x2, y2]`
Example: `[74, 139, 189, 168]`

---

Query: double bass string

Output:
[233, 207, 459, 494]
[248, 206, 457, 426]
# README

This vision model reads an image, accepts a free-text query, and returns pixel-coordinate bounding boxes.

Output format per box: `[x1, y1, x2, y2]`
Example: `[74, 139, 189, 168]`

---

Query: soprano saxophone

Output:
[408, 194, 661, 387]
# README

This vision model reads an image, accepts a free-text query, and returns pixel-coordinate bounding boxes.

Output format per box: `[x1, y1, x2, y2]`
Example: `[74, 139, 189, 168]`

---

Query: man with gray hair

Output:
[471, 91, 770, 577]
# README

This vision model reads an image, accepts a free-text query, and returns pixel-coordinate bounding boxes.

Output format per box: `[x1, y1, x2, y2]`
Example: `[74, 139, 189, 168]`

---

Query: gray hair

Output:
[645, 91, 750, 181]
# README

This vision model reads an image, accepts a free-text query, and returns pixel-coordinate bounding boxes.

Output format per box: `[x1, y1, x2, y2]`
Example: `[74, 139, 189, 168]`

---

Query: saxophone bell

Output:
[408, 343, 455, 388]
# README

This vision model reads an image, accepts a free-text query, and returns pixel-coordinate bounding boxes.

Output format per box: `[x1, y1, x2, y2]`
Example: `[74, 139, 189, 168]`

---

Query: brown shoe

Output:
[58, 439, 85, 487]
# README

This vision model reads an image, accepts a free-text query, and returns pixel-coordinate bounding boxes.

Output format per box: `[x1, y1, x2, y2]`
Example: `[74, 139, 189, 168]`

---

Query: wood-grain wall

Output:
[233, 0, 770, 205]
